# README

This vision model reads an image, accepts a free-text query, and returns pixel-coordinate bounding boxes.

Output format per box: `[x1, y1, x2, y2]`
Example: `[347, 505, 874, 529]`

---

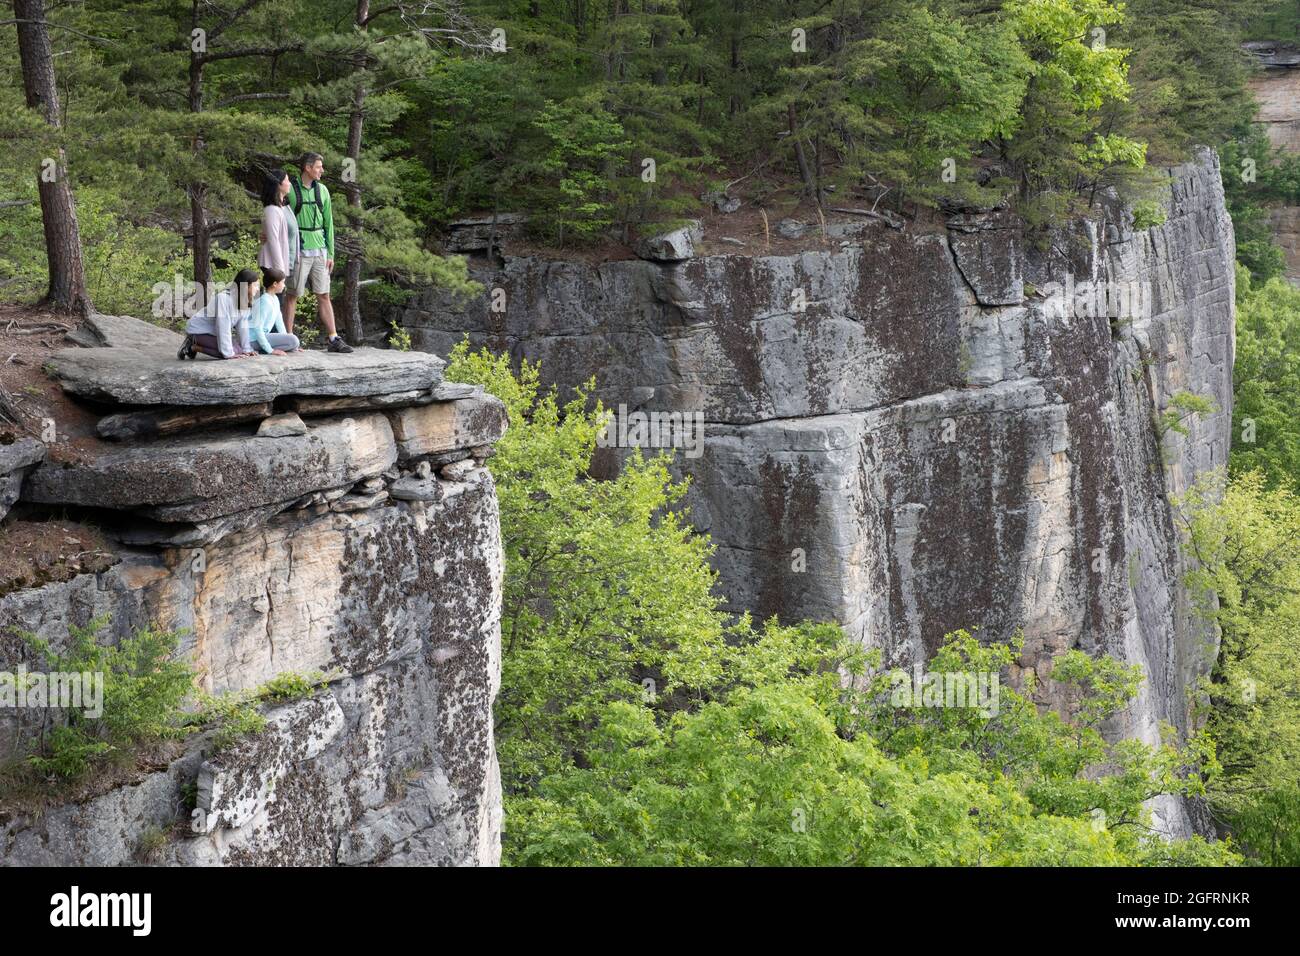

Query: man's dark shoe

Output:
[327, 337, 354, 354]
[177, 334, 196, 361]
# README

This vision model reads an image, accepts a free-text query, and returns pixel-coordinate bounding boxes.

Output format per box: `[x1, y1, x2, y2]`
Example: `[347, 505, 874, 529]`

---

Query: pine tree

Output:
[285, 0, 486, 342]
[8, 0, 91, 315]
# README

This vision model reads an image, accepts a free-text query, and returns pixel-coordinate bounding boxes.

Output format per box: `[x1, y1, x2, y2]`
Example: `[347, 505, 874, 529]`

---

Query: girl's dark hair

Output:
[262, 267, 286, 288]
[233, 268, 261, 309]
[261, 169, 288, 207]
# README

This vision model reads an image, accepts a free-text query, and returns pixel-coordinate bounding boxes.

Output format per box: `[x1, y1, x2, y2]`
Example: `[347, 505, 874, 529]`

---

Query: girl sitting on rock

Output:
[178, 269, 258, 360]
[247, 268, 301, 355]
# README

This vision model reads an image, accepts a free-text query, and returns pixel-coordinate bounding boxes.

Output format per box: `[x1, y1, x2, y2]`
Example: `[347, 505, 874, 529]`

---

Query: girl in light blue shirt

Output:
[248, 268, 301, 354]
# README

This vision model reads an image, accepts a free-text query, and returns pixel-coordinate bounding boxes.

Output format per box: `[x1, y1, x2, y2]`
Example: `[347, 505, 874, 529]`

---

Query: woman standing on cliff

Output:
[258, 169, 298, 320]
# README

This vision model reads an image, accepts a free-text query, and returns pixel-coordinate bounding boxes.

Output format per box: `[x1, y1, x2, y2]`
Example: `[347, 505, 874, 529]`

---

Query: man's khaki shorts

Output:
[290, 255, 331, 296]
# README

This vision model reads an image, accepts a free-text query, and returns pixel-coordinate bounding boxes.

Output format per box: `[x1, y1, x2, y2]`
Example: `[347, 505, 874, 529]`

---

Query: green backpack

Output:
[291, 178, 326, 244]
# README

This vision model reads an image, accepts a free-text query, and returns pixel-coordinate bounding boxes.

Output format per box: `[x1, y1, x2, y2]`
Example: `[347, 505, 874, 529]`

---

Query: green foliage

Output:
[3, 0, 1276, 299]
[1130, 199, 1167, 230]
[1002, 0, 1145, 194]
[1176, 471, 1300, 865]
[1231, 269, 1300, 488]
[510, 627, 1236, 866]
[449, 344, 1238, 866]
[197, 691, 269, 754]
[256, 670, 330, 704]
[1156, 390, 1215, 439]
[447, 340, 734, 788]
[194, 669, 333, 753]
[1220, 129, 1300, 283]
[529, 96, 630, 245]
[16, 619, 195, 780]
[0, 185, 187, 317]
[387, 320, 413, 351]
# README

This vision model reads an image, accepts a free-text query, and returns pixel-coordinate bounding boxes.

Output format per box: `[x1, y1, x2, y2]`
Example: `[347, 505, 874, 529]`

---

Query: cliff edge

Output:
[0, 318, 506, 866]
[397, 149, 1236, 836]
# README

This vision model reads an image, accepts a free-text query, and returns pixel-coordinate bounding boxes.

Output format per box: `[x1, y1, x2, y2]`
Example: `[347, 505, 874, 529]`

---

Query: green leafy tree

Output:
[1177, 472, 1300, 865]
[1002, 0, 1147, 200]
[529, 94, 630, 244]
[1231, 268, 1300, 487]
[449, 343, 1237, 866]
[509, 627, 1236, 866]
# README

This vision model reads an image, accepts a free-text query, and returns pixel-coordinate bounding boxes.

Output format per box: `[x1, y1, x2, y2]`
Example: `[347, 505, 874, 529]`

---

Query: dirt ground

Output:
[0, 516, 115, 596]
[0, 303, 118, 596]
[478, 182, 951, 264]
[0, 302, 103, 463]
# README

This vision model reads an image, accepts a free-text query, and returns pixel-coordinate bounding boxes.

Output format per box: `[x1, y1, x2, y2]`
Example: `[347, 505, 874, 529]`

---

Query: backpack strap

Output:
[293, 178, 326, 232]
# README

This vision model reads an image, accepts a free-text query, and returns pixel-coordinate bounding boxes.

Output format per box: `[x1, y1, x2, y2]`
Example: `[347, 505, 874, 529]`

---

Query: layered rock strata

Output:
[394, 150, 1237, 835]
[0, 317, 506, 866]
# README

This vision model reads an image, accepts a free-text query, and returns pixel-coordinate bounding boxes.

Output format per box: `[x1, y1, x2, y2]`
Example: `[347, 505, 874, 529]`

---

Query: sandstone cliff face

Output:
[397, 150, 1236, 835]
[0, 319, 506, 866]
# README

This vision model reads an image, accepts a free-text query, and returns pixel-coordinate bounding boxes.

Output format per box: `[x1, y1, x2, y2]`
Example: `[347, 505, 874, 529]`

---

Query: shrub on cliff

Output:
[9, 618, 195, 780]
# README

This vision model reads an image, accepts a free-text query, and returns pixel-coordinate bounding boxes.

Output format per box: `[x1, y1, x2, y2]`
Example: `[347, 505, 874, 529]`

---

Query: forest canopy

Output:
[3, 0, 1296, 324]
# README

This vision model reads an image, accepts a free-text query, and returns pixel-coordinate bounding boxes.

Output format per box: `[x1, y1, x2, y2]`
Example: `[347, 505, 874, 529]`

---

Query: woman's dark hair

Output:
[262, 266, 286, 288]
[233, 267, 261, 309]
[261, 169, 288, 207]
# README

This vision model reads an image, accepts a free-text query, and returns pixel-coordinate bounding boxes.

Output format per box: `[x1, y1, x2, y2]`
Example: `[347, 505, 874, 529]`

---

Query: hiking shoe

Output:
[327, 337, 354, 354]
[177, 334, 196, 361]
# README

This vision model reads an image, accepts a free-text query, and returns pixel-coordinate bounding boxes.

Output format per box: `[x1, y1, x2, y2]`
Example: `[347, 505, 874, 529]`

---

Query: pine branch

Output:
[214, 91, 292, 108]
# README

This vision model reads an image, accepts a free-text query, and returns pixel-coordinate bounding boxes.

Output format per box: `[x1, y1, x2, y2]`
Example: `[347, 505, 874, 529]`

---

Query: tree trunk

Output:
[729, 26, 740, 117]
[649, 4, 666, 87]
[338, 0, 368, 345]
[188, 9, 210, 292]
[787, 103, 817, 202]
[12, 0, 90, 316]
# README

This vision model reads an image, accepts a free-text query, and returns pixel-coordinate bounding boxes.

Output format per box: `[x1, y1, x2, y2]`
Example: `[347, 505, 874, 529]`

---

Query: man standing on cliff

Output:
[284, 152, 353, 353]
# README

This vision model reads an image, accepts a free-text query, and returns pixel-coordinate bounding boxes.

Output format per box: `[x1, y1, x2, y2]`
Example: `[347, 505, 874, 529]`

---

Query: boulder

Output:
[386, 393, 508, 461]
[0, 437, 44, 523]
[257, 412, 308, 438]
[197, 695, 347, 833]
[635, 221, 702, 262]
[47, 346, 446, 407]
[0, 437, 44, 475]
[702, 191, 741, 214]
[23, 413, 397, 523]
[0, 442, 44, 522]
[776, 218, 807, 240]
[440, 459, 477, 482]
[389, 476, 441, 502]
[331, 489, 389, 513]
[68, 313, 184, 352]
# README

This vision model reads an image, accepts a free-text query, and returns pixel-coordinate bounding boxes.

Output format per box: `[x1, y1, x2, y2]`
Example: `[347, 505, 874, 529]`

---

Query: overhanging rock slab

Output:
[48, 346, 446, 407]
[23, 413, 397, 523]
